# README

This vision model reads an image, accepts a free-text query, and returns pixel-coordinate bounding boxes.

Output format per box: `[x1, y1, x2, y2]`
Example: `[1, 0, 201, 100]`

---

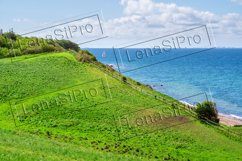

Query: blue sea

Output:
[88, 48, 242, 117]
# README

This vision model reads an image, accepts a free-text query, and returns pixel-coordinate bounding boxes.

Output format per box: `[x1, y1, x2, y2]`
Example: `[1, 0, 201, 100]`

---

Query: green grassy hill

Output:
[0, 52, 241, 161]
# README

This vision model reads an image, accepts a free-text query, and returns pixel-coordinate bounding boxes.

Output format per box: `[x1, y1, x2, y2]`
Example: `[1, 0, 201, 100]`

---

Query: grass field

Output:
[0, 52, 241, 161]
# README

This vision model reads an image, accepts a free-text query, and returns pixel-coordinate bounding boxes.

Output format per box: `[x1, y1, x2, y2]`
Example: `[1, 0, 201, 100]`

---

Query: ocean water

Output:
[88, 48, 242, 117]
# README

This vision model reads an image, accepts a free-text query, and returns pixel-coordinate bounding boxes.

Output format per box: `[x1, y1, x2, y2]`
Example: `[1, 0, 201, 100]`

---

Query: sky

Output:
[0, 0, 242, 48]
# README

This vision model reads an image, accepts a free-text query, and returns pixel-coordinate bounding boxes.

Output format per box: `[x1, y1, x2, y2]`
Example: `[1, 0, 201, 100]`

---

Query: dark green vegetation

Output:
[0, 32, 80, 58]
[76, 49, 97, 62]
[0, 52, 241, 161]
[196, 101, 220, 123]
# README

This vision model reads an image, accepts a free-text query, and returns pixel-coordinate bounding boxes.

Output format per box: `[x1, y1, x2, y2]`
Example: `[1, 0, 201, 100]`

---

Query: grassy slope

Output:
[0, 52, 241, 161]
[0, 129, 144, 161]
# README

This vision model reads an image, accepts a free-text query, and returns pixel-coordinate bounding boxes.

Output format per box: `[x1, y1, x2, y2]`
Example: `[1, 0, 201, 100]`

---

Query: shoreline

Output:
[110, 65, 242, 127]
[218, 113, 242, 126]
[179, 100, 242, 126]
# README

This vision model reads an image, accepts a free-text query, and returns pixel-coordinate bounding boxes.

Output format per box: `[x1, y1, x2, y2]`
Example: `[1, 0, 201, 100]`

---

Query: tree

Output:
[195, 101, 219, 123]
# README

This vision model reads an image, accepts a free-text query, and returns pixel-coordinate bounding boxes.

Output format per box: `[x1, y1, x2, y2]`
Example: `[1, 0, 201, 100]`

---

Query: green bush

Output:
[56, 40, 80, 52]
[195, 101, 219, 123]
[82, 50, 97, 61]
[22, 44, 63, 55]
[42, 44, 58, 52]
[0, 48, 10, 57]
[122, 76, 127, 83]
[0, 36, 10, 48]
[23, 47, 43, 55]
[0, 32, 82, 58]
[9, 49, 21, 57]
[76, 50, 97, 63]
[3, 32, 17, 41]
[16, 37, 46, 50]
[145, 84, 153, 90]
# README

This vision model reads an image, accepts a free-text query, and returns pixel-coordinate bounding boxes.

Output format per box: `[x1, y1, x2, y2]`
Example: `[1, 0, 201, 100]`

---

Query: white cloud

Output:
[103, 0, 242, 47]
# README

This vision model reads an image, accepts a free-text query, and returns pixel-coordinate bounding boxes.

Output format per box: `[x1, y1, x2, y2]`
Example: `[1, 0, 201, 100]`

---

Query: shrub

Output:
[9, 49, 21, 57]
[76, 50, 97, 63]
[122, 76, 127, 83]
[145, 84, 153, 90]
[82, 50, 97, 61]
[195, 101, 219, 123]
[0, 36, 9, 48]
[105, 64, 115, 72]
[16, 37, 48, 50]
[80, 54, 92, 62]
[137, 82, 141, 86]
[234, 125, 242, 127]
[55, 45, 65, 52]
[42, 44, 58, 52]
[0, 32, 94, 59]
[56, 40, 80, 52]
[23, 47, 43, 55]
[0, 48, 9, 57]
[3, 32, 17, 41]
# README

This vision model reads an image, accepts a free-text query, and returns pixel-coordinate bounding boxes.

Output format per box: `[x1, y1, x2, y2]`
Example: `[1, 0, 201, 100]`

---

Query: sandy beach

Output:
[218, 113, 242, 126]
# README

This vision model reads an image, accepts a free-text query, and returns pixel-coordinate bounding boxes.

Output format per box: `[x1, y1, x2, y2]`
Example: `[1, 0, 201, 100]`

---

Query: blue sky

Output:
[1, 0, 242, 47]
